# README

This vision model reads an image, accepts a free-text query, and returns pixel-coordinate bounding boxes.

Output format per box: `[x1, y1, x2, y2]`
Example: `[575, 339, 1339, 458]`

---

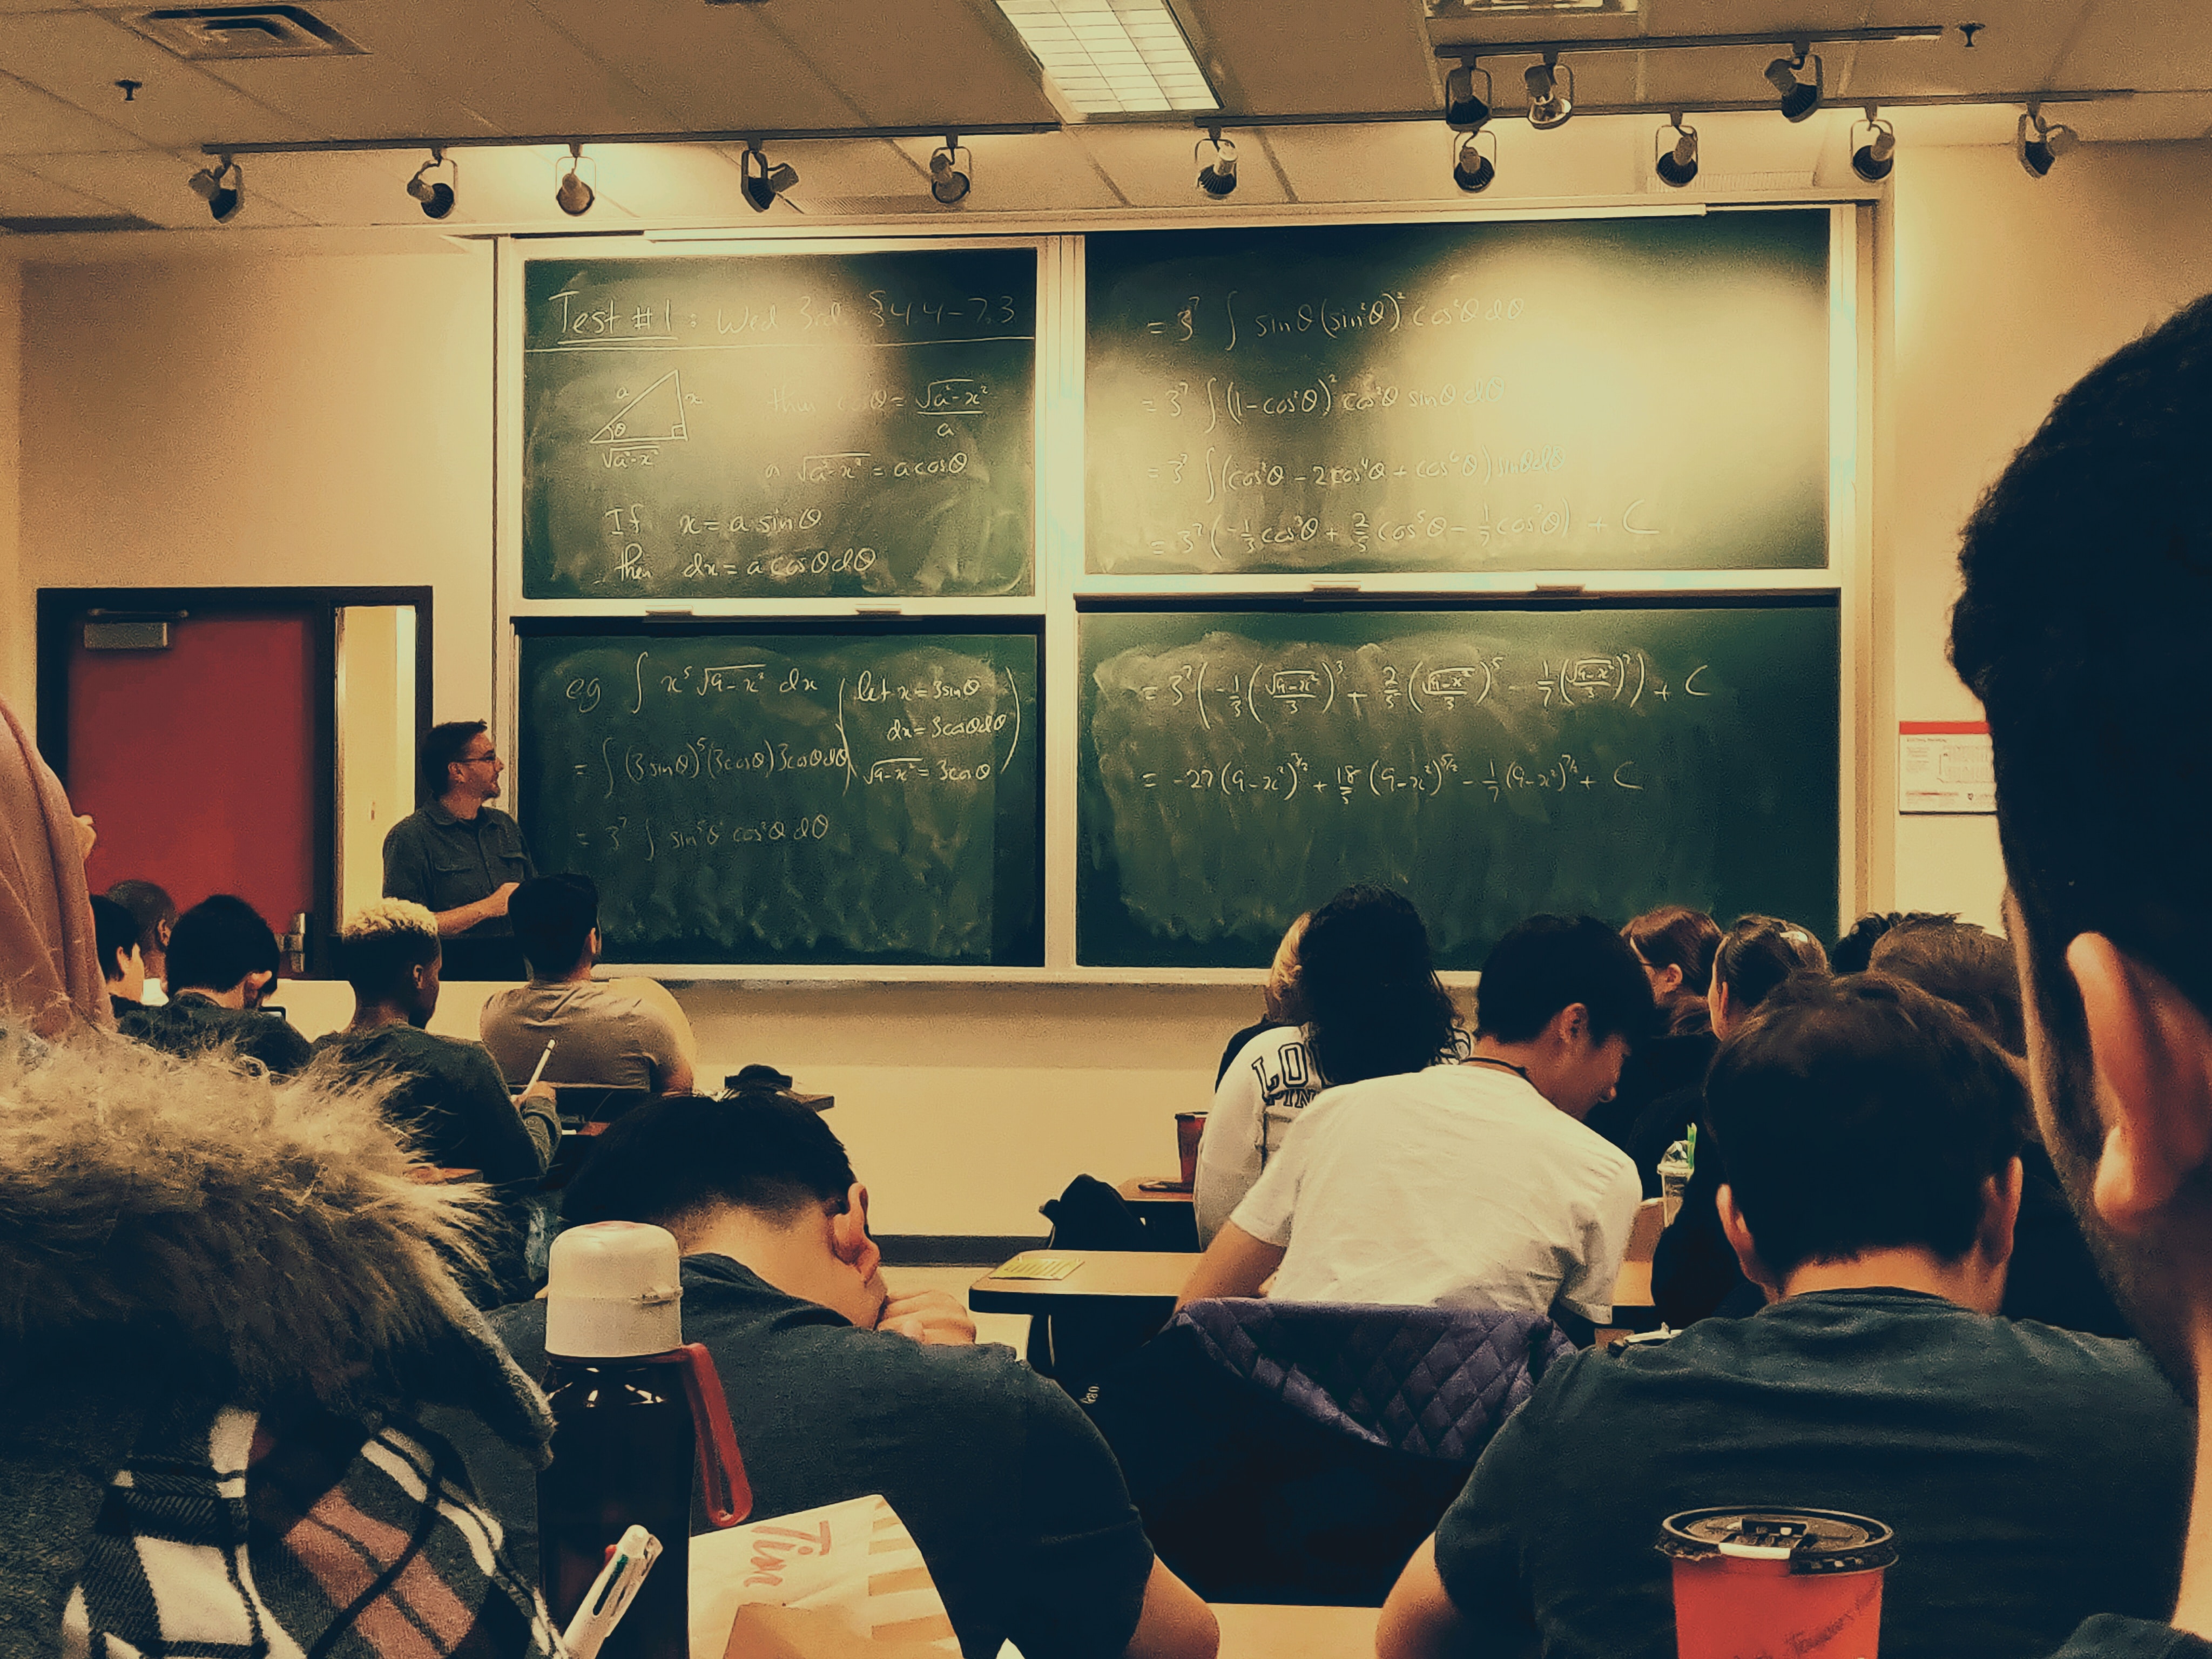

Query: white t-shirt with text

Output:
[1229, 1061, 1641, 1322]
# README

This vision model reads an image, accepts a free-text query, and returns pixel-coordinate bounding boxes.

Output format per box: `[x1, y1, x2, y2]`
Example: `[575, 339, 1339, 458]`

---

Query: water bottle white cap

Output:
[544, 1221, 685, 1358]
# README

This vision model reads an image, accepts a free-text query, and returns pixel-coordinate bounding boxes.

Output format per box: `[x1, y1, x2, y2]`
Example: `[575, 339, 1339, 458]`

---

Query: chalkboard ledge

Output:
[617, 964, 1487, 987]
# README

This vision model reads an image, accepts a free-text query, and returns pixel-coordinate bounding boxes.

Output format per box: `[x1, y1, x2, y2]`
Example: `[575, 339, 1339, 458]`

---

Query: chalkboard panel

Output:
[520, 626, 1041, 966]
[1078, 602, 1838, 968]
[523, 250, 1037, 599]
[1085, 213, 1829, 575]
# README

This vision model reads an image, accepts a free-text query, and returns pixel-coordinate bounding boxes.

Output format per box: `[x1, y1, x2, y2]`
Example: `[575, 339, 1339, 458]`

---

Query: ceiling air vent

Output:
[124, 6, 366, 60]
[0, 214, 162, 234]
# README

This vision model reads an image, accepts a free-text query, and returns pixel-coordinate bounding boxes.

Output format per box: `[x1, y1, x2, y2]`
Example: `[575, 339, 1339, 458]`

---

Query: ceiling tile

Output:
[752, 0, 1060, 127]
[527, 0, 865, 132]
[322, 0, 684, 136]
[0, 11, 308, 151]
[2053, 0, 2212, 90]
[0, 155, 126, 217]
[186, 52, 502, 143]
[0, 70, 145, 154]
[1185, 0, 1438, 113]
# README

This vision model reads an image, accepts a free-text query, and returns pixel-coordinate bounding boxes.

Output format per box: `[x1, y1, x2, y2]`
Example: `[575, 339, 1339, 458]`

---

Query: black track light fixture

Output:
[555, 143, 595, 215]
[1445, 62, 1492, 133]
[1654, 115, 1698, 187]
[187, 154, 242, 224]
[1196, 127, 1237, 197]
[1765, 42, 1823, 122]
[1525, 52, 1573, 130]
[743, 143, 799, 212]
[407, 149, 456, 219]
[1452, 130, 1496, 193]
[1851, 108, 1897, 183]
[928, 137, 972, 205]
[2018, 106, 2078, 178]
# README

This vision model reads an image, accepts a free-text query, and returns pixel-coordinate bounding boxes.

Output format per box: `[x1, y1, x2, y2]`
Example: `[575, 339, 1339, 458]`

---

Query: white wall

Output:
[23, 144, 2212, 1232]
[11, 245, 494, 720]
[1881, 140, 2212, 927]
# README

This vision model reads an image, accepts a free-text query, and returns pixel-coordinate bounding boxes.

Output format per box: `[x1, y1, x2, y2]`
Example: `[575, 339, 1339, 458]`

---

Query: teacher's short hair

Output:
[419, 720, 488, 800]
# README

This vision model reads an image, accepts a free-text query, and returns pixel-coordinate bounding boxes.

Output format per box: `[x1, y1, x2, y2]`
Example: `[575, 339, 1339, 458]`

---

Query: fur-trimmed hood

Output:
[0, 1026, 546, 1439]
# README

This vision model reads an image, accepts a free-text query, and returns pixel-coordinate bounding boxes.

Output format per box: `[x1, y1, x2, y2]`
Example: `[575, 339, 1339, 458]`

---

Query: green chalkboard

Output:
[1078, 602, 1838, 968]
[522, 250, 1036, 599]
[519, 626, 1041, 966]
[1085, 213, 1829, 575]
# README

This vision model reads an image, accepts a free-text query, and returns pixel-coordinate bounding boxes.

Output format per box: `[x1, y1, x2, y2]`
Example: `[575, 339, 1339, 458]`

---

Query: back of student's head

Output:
[510, 874, 597, 976]
[562, 1094, 858, 1241]
[1950, 293, 2212, 1125]
[1623, 904, 1721, 1035]
[90, 895, 138, 983]
[165, 895, 278, 994]
[1712, 914, 1829, 1015]
[1830, 910, 1958, 975]
[420, 719, 487, 800]
[1263, 912, 1311, 1025]
[1298, 886, 1458, 1087]
[1706, 974, 2025, 1277]
[104, 879, 178, 959]
[1869, 919, 2025, 1058]
[339, 899, 441, 1003]
[1475, 914, 1654, 1046]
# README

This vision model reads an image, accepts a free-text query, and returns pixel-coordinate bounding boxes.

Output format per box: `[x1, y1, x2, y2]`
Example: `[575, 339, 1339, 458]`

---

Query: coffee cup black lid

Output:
[1657, 1508, 1897, 1574]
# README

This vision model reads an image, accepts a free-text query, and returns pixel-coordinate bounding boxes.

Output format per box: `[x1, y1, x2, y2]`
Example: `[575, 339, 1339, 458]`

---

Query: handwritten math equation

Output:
[1134, 374, 1507, 428]
[1121, 647, 1708, 726]
[1132, 285, 1528, 354]
[535, 285, 1030, 350]
[1139, 747, 1646, 804]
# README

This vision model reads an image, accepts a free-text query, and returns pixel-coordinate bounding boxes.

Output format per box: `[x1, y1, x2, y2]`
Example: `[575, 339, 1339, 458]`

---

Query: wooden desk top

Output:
[969, 1251, 1201, 1313]
[1614, 1258, 1653, 1309]
[1117, 1176, 1195, 1206]
[1215, 1603, 1378, 1658]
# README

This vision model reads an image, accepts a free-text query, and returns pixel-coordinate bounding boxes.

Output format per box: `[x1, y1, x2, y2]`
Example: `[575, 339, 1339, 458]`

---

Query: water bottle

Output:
[538, 1222, 751, 1659]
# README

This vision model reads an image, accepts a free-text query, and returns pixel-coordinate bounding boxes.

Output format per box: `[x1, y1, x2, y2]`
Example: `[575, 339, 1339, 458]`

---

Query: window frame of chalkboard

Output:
[497, 233, 1062, 622]
[508, 613, 1048, 975]
[488, 205, 1872, 982]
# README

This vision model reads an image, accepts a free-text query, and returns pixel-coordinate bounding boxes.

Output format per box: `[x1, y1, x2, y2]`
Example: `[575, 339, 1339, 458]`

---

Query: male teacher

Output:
[383, 720, 536, 982]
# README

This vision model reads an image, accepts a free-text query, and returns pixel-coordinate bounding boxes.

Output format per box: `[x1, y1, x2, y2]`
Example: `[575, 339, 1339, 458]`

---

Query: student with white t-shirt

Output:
[1180, 914, 1651, 1332]
[1195, 887, 1471, 1243]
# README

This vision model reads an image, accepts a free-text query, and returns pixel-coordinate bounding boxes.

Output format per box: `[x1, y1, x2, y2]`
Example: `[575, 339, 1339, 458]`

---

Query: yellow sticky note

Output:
[989, 1255, 1081, 1281]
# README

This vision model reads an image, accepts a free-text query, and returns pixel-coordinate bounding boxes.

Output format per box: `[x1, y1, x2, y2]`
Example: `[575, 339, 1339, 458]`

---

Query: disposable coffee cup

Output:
[1657, 1145, 1694, 1226]
[1659, 1508, 1895, 1659]
[1174, 1111, 1208, 1188]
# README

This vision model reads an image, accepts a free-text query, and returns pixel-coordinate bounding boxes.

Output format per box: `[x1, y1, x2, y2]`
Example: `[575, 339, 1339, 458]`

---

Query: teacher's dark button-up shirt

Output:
[381, 802, 536, 936]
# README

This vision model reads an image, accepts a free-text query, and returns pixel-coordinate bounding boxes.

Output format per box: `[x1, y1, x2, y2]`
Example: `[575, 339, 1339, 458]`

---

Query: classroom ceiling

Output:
[0, 0, 2204, 237]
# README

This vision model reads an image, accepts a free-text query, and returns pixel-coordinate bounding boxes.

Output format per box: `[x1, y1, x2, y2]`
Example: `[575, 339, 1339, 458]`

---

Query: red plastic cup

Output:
[1175, 1111, 1208, 1188]
[1658, 1508, 1896, 1659]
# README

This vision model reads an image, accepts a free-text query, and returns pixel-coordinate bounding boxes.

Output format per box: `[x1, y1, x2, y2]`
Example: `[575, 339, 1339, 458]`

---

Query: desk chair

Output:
[1084, 1299, 1573, 1606]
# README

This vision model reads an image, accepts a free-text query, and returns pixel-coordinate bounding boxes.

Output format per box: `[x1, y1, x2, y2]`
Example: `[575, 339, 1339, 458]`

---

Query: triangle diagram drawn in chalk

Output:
[590, 371, 689, 446]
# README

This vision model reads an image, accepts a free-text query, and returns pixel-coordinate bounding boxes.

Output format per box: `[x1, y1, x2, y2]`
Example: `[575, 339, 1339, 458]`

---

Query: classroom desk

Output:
[1118, 1176, 1200, 1250]
[1215, 1602, 1378, 1658]
[970, 1250, 1656, 1317]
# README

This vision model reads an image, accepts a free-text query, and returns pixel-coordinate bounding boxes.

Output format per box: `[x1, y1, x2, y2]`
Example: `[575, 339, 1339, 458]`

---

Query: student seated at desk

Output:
[478, 873, 696, 1096]
[1182, 914, 1648, 1333]
[1376, 976, 2191, 1659]
[1195, 886, 1471, 1245]
[467, 1095, 1218, 1659]
[90, 893, 147, 1022]
[119, 894, 313, 1076]
[312, 901, 558, 1306]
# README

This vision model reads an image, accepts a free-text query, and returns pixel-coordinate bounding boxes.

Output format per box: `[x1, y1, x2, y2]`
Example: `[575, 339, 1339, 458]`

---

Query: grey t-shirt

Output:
[479, 980, 686, 1095]
[471, 1256, 1156, 1659]
[1432, 1289, 2192, 1659]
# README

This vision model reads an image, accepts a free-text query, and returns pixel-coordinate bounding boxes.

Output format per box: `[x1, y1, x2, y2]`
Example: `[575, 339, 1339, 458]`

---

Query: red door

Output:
[64, 610, 322, 968]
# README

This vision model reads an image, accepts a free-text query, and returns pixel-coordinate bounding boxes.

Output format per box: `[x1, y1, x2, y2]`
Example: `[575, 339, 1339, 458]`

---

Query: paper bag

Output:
[690, 1494, 961, 1658]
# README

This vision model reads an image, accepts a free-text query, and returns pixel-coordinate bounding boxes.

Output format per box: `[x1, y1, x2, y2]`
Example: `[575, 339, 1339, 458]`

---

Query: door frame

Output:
[36, 585, 435, 977]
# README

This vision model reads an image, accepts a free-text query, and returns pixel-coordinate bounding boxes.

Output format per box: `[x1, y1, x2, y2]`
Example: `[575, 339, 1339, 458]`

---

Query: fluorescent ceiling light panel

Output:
[1428, 0, 1635, 14]
[995, 0, 1219, 113]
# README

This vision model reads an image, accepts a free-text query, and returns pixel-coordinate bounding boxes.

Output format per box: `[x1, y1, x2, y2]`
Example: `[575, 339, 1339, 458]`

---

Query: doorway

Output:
[37, 588, 433, 979]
